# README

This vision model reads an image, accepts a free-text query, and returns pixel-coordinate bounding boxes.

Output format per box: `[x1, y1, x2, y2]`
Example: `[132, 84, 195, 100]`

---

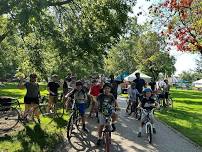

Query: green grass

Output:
[0, 83, 68, 152]
[156, 89, 202, 146]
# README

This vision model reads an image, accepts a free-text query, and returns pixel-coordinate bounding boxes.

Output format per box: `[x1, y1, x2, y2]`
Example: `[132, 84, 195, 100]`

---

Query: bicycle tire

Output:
[104, 131, 111, 152]
[67, 113, 74, 141]
[0, 107, 20, 131]
[147, 125, 152, 144]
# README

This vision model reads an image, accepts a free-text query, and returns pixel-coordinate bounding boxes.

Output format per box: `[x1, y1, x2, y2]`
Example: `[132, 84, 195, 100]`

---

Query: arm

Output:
[65, 89, 75, 98]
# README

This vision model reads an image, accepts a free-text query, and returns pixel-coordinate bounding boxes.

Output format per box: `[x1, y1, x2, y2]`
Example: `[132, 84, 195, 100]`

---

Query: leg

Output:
[111, 112, 118, 131]
[47, 95, 54, 112]
[126, 100, 131, 113]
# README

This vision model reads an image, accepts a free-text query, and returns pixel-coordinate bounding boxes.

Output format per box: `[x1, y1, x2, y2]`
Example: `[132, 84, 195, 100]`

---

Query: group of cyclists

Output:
[17, 72, 170, 146]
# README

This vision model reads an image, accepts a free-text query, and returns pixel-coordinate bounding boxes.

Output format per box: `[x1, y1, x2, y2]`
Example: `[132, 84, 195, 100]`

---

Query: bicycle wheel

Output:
[55, 102, 64, 118]
[104, 131, 111, 152]
[0, 107, 20, 131]
[67, 113, 75, 141]
[147, 125, 152, 144]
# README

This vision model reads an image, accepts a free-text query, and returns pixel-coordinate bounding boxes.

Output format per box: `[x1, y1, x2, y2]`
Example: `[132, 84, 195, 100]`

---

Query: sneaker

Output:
[111, 124, 116, 132]
[82, 127, 89, 133]
[153, 128, 156, 134]
[96, 139, 102, 146]
[137, 132, 141, 137]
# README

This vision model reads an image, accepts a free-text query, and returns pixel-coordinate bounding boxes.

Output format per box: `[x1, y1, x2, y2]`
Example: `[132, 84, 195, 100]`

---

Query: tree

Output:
[135, 32, 176, 81]
[150, 0, 202, 54]
[0, 0, 136, 79]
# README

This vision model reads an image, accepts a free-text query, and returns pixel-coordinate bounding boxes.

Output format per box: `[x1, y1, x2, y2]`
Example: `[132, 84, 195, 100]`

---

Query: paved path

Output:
[56, 97, 202, 152]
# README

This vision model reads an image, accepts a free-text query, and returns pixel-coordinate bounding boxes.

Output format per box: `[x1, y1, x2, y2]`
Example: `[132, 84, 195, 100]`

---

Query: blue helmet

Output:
[143, 88, 152, 93]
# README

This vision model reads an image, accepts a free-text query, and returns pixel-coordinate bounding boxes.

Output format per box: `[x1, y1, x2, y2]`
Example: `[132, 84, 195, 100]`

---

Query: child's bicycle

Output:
[140, 107, 155, 144]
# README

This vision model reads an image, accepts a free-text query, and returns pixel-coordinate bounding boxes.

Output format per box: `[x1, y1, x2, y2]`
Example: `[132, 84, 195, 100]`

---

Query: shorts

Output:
[76, 102, 86, 116]
[91, 95, 97, 103]
[141, 110, 154, 124]
[98, 110, 116, 125]
[49, 95, 58, 103]
[165, 92, 169, 99]
[24, 96, 39, 105]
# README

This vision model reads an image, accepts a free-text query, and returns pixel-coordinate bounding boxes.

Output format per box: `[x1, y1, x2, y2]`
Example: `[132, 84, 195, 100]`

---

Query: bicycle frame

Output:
[141, 108, 154, 135]
[103, 115, 112, 152]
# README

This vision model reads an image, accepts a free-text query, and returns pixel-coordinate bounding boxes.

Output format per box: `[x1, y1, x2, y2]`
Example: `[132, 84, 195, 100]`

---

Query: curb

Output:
[157, 118, 202, 150]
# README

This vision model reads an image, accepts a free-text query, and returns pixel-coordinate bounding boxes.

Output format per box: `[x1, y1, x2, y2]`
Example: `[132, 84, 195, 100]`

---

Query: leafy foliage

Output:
[0, 0, 136, 79]
[150, 0, 202, 54]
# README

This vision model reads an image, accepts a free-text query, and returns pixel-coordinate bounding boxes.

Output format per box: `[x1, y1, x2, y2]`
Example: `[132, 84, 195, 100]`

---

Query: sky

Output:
[131, 0, 200, 76]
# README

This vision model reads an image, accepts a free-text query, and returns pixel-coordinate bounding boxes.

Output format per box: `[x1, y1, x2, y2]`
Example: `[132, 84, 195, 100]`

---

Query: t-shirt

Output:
[25, 82, 40, 98]
[141, 97, 155, 111]
[128, 87, 139, 101]
[63, 81, 68, 93]
[71, 89, 87, 103]
[111, 83, 118, 99]
[97, 93, 115, 112]
[48, 82, 60, 96]
[90, 84, 101, 96]
[133, 78, 145, 93]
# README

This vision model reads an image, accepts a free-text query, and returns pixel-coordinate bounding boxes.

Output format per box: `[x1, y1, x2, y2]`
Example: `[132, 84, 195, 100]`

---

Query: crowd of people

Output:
[17, 72, 170, 145]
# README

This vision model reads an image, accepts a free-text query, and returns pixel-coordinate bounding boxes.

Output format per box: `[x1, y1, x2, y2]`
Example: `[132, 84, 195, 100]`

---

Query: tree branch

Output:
[49, 0, 73, 6]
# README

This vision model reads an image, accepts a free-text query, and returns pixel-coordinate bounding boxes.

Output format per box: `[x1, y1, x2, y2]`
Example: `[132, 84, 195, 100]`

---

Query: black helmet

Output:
[103, 83, 112, 89]
[76, 80, 83, 86]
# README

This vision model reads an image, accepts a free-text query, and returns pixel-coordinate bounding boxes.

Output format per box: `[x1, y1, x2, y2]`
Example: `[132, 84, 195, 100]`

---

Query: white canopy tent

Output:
[192, 79, 202, 88]
[124, 70, 151, 82]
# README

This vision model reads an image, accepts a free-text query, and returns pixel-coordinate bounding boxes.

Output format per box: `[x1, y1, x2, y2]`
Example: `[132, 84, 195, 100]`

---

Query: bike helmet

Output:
[143, 88, 152, 93]
[103, 83, 112, 89]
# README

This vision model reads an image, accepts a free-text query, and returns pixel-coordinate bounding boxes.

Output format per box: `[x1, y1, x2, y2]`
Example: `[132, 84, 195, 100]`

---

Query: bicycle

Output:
[67, 100, 81, 142]
[140, 107, 155, 144]
[102, 114, 113, 152]
[0, 97, 21, 131]
[156, 93, 173, 109]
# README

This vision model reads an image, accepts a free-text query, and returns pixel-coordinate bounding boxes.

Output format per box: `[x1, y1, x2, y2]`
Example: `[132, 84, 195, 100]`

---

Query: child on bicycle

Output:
[126, 82, 139, 115]
[65, 80, 89, 132]
[96, 83, 119, 146]
[137, 88, 159, 137]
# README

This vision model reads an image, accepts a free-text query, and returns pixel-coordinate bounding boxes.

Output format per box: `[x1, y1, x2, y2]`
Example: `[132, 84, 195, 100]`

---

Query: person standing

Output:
[18, 73, 40, 123]
[88, 79, 101, 117]
[47, 74, 60, 113]
[133, 72, 146, 101]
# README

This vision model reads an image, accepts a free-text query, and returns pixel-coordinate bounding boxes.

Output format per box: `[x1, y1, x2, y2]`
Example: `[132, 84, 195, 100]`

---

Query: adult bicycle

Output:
[0, 97, 20, 131]
[67, 100, 81, 142]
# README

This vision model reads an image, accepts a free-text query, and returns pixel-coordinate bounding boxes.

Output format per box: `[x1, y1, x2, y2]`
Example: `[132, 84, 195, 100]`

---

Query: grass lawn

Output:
[156, 89, 202, 147]
[0, 83, 69, 152]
